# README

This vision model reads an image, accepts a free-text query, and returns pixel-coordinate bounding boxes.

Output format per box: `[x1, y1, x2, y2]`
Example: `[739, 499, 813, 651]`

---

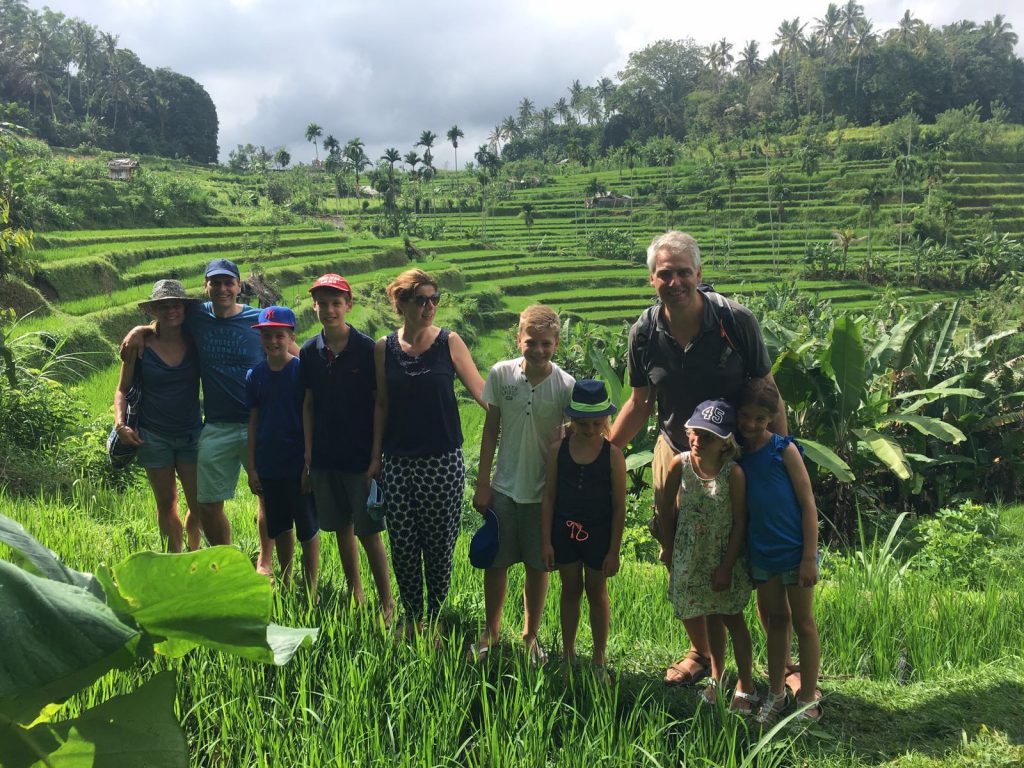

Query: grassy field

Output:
[3, 481, 1022, 766]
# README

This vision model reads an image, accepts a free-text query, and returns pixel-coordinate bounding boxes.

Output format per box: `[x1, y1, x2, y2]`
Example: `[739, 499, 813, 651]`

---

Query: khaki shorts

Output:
[490, 490, 545, 571]
[649, 434, 676, 546]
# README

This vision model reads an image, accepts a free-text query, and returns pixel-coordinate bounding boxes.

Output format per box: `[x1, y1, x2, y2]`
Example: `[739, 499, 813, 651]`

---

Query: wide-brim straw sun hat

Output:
[138, 279, 200, 312]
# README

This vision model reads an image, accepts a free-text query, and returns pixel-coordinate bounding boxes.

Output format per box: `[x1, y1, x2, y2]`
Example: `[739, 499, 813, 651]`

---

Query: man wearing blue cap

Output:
[121, 258, 279, 570]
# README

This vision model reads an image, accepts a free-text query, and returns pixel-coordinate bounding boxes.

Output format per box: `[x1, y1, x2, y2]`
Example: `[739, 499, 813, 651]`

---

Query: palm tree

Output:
[707, 38, 734, 75]
[519, 202, 536, 245]
[832, 228, 863, 273]
[860, 179, 884, 265]
[773, 17, 807, 92]
[446, 124, 463, 174]
[500, 115, 520, 143]
[274, 148, 290, 169]
[305, 123, 322, 163]
[516, 98, 534, 132]
[487, 125, 503, 153]
[554, 97, 571, 125]
[595, 77, 616, 117]
[568, 79, 585, 121]
[815, 4, 843, 50]
[737, 41, 762, 79]
[799, 144, 821, 248]
[416, 130, 436, 153]
[839, 1, 865, 41]
[403, 150, 420, 174]
[381, 147, 401, 171]
[982, 14, 1018, 56]
[344, 137, 369, 189]
[849, 17, 877, 96]
[537, 108, 555, 138]
[892, 155, 920, 269]
[888, 10, 923, 46]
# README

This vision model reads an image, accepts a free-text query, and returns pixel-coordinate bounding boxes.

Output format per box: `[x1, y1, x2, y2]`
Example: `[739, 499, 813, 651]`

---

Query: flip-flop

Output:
[665, 650, 711, 686]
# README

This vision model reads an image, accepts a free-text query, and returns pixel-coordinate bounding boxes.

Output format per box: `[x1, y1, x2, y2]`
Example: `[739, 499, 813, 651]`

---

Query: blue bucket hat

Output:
[564, 379, 617, 419]
[684, 398, 736, 439]
[469, 508, 500, 569]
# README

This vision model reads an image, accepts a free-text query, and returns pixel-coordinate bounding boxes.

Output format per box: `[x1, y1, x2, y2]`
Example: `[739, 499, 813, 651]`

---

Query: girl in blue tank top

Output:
[737, 378, 822, 725]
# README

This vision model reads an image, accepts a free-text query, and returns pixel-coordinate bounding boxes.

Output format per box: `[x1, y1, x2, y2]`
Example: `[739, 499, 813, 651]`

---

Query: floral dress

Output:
[669, 452, 752, 620]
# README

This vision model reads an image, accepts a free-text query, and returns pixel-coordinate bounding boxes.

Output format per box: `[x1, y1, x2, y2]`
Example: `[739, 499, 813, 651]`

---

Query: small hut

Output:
[107, 158, 139, 181]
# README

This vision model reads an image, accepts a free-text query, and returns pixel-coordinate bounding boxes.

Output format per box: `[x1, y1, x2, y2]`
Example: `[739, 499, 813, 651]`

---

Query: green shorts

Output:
[196, 422, 248, 504]
[490, 490, 545, 571]
[308, 468, 385, 537]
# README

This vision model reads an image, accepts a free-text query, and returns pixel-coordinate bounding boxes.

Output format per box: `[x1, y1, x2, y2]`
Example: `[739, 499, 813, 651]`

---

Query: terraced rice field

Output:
[25, 156, 1023, 347]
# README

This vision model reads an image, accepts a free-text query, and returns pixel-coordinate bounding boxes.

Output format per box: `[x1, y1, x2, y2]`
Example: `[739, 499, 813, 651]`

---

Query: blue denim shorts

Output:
[751, 554, 820, 586]
[136, 427, 200, 469]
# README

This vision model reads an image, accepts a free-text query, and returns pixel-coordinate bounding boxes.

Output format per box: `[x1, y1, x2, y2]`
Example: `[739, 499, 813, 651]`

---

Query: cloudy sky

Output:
[35, 0, 1023, 164]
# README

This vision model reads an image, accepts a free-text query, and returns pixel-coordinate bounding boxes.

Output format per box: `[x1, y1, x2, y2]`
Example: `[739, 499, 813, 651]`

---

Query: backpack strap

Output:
[699, 287, 738, 352]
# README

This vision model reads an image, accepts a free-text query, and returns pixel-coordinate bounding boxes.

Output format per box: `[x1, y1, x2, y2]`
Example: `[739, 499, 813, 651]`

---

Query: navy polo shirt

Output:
[299, 326, 376, 472]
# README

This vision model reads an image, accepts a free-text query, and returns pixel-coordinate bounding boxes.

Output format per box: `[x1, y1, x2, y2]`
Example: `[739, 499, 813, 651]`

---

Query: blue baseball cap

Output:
[251, 305, 296, 329]
[205, 258, 240, 280]
[469, 508, 500, 569]
[685, 398, 736, 439]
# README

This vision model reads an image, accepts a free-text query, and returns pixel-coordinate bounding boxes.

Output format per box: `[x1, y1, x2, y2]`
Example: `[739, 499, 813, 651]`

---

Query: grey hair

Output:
[646, 231, 702, 273]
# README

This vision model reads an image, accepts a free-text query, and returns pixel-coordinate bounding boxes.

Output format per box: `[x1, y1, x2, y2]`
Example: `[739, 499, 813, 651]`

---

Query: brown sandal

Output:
[664, 650, 711, 686]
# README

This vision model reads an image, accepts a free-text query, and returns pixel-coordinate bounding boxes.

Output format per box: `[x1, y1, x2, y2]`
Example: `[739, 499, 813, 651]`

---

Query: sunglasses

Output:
[407, 293, 441, 307]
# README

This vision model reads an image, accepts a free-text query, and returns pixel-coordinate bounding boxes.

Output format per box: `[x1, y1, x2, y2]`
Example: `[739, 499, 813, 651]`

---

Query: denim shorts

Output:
[751, 555, 820, 586]
[136, 427, 200, 469]
[196, 422, 249, 503]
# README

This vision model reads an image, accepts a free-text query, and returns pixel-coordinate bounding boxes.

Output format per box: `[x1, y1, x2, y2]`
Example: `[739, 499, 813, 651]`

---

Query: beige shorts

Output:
[489, 490, 545, 571]
[649, 434, 676, 546]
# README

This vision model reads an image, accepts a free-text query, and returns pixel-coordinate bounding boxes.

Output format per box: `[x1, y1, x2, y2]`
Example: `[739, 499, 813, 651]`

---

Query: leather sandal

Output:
[664, 649, 711, 686]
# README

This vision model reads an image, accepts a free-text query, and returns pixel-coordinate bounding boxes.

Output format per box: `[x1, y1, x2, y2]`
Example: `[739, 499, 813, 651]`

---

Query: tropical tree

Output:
[403, 150, 420, 174]
[305, 122, 322, 163]
[446, 124, 463, 174]
[343, 137, 369, 189]
[831, 227, 863, 272]
[273, 148, 290, 169]
[860, 179, 885, 268]
[381, 147, 401, 171]
[517, 97, 534, 131]
[519, 202, 536, 245]
[737, 40, 762, 79]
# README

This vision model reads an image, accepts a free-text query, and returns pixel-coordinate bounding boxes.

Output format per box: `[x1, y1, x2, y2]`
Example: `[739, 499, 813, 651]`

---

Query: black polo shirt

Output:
[299, 326, 376, 472]
[626, 290, 771, 453]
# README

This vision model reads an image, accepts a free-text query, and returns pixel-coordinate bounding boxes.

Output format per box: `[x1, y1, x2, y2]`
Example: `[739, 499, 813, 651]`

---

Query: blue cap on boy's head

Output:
[469, 508, 500, 569]
[564, 379, 617, 419]
[205, 258, 240, 280]
[685, 398, 736, 439]
[251, 305, 296, 329]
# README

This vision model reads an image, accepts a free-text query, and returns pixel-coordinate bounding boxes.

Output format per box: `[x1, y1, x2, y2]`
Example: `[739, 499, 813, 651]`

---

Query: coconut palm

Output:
[446, 124, 463, 174]
[305, 123, 322, 163]
[595, 77, 616, 117]
[554, 97, 571, 125]
[849, 17, 877, 95]
[568, 79, 585, 121]
[888, 10, 923, 46]
[500, 115, 520, 143]
[815, 3, 843, 50]
[517, 98, 534, 131]
[737, 41, 762, 79]
[832, 228, 863, 273]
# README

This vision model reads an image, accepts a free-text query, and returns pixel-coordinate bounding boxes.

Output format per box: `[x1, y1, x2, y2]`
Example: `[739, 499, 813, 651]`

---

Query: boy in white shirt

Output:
[472, 305, 575, 663]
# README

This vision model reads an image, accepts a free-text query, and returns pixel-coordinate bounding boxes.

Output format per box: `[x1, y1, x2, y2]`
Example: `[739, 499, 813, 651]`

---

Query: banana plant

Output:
[772, 306, 981, 492]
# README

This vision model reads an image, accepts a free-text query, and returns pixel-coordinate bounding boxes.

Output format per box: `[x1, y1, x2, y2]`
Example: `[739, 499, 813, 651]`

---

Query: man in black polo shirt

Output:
[609, 231, 788, 686]
[300, 273, 395, 621]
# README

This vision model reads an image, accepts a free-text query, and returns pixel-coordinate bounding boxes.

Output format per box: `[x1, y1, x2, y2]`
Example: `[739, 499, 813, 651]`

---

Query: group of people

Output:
[113, 230, 821, 724]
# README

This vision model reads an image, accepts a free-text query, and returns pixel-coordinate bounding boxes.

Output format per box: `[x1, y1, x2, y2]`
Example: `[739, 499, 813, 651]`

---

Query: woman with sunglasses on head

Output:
[371, 268, 485, 641]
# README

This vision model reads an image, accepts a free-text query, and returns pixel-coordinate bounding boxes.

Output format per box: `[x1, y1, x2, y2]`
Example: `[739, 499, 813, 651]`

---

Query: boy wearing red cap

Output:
[300, 274, 395, 620]
[246, 306, 320, 594]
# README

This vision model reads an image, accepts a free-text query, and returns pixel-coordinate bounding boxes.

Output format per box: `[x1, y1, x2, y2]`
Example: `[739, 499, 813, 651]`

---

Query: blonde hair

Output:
[386, 269, 439, 312]
[518, 304, 560, 338]
[687, 428, 741, 461]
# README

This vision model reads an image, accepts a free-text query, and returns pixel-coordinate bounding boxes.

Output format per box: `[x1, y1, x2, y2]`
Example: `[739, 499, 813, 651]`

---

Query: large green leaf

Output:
[868, 311, 932, 375]
[926, 298, 961, 378]
[824, 316, 865, 424]
[624, 449, 654, 472]
[0, 515, 103, 599]
[96, 547, 317, 664]
[853, 428, 912, 480]
[890, 414, 966, 444]
[771, 350, 819, 408]
[795, 438, 855, 483]
[0, 672, 187, 768]
[588, 345, 626, 406]
[0, 561, 140, 725]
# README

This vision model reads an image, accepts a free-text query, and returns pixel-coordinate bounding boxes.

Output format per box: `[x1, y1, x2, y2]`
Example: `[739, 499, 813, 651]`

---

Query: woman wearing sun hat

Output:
[113, 279, 203, 552]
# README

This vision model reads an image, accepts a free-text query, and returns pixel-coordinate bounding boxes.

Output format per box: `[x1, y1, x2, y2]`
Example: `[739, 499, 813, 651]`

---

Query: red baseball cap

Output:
[309, 274, 352, 294]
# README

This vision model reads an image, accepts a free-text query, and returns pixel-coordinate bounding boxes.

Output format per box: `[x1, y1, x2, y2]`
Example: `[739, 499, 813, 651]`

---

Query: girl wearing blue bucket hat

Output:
[540, 379, 626, 681]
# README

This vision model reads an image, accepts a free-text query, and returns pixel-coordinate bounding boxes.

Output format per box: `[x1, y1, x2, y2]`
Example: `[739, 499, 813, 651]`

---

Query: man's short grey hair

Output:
[646, 231, 702, 273]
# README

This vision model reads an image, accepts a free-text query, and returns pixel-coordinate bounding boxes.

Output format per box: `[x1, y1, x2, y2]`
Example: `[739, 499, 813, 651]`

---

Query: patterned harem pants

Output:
[380, 449, 465, 621]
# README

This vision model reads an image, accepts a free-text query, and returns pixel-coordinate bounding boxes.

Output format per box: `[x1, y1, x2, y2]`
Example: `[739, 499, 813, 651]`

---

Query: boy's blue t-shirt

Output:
[298, 326, 376, 472]
[186, 302, 263, 424]
[245, 357, 304, 479]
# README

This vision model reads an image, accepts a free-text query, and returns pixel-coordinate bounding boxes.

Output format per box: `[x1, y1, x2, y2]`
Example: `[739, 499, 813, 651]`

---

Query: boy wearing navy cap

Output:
[300, 274, 395, 620]
[246, 306, 320, 593]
